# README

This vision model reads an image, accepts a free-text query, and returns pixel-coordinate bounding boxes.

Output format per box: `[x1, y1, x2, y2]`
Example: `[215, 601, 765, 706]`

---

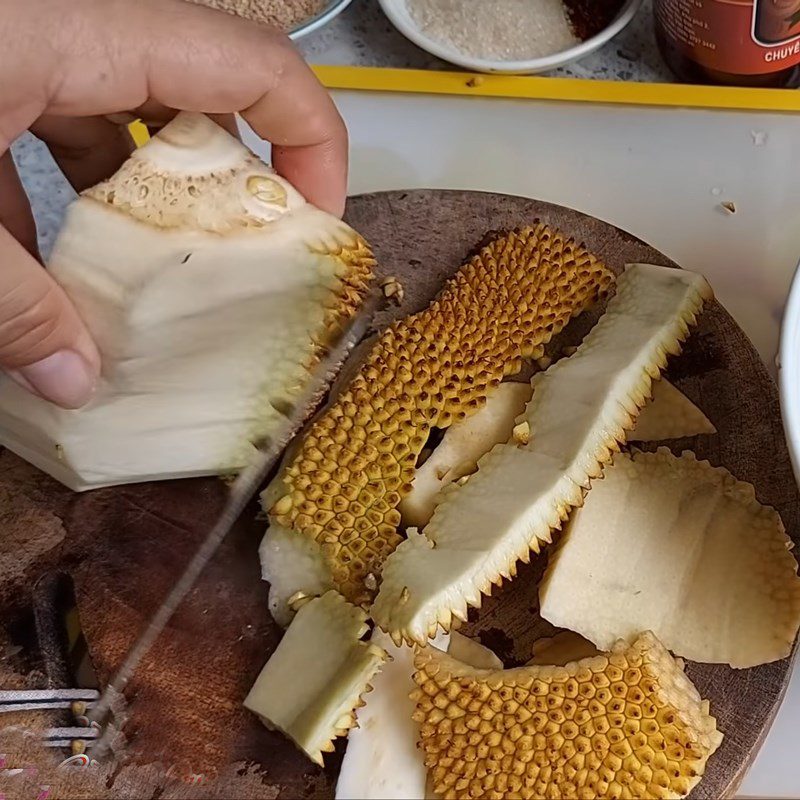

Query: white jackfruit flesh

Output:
[244, 590, 387, 765]
[0, 112, 374, 491]
[398, 375, 711, 533]
[528, 631, 600, 666]
[399, 382, 532, 529]
[539, 449, 800, 668]
[373, 264, 713, 644]
[412, 632, 722, 800]
[630, 379, 715, 441]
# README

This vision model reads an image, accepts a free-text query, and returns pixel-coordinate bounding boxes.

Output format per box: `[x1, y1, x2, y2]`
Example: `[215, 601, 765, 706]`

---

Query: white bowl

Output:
[377, 0, 644, 74]
[779, 259, 800, 483]
[289, 0, 355, 39]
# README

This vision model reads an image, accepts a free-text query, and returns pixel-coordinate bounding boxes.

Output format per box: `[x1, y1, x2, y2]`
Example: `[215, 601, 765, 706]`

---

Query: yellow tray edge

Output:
[312, 64, 800, 113]
[128, 64, 800, 146]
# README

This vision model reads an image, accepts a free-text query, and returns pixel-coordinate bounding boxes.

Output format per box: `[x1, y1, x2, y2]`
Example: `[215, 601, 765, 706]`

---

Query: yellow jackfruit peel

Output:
[373, 264, 713, 644]
[0, 112, 374, 491]
[243, 590, 388, 765]
[539, 449, 800, 668]
[267, 225, 614, 606]
[412, 632, 722, 800]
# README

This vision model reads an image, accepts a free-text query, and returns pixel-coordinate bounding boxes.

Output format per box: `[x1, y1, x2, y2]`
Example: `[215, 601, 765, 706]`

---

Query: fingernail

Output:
[13, 350, 97, 409]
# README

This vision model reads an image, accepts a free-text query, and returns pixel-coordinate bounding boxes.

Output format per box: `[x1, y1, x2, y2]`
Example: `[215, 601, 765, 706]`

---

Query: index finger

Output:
[23, 0, 348, 215]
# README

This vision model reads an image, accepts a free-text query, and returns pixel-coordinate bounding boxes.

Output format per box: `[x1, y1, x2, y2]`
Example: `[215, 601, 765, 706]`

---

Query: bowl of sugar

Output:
[377, 0, 643, 74]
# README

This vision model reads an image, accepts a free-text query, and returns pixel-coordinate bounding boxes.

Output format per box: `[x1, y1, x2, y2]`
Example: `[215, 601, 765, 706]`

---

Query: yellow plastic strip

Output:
[312, 64, 800, 113]
[129, 120, 150, 147]
[127, 65, 800, 146]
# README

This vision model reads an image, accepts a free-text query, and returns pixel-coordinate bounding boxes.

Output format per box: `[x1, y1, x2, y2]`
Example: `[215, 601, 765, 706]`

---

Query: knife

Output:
[86, 291, 383, 754]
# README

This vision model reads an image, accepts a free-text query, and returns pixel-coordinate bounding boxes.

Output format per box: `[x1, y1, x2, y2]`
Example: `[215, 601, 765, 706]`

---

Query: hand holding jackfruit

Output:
[0, 112, 374, 491]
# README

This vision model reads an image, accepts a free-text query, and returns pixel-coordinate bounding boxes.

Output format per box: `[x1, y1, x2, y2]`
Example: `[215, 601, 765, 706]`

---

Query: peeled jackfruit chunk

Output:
[399, 382, 532, 529]
[412, 632, 722, 800]
[244, 590, 388, 766]
[266, 225, 613, 606]
[336, 630, 502, 800]
[629, 380, 715, 442]
[0, 112, 374, 491]
[539, 448, 800, 668]
[373, 264, 713, 644]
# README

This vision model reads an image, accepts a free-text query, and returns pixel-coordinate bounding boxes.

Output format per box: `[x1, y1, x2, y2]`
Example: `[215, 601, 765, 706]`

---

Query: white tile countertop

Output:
[9, 1, 800, 798]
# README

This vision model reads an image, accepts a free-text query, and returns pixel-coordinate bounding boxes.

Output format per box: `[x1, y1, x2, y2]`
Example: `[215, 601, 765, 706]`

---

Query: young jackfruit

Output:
[539, 449, 800, 668]
[373, 264, 713, 644]
[244, 590, 388, 766]
[412, 632, 722, 800]
[0, 112, 374, 491]
[266, 226, 614, 606]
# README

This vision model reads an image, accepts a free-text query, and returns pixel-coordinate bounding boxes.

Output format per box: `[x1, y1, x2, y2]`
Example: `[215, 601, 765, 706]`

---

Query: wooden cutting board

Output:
[0, 190, 796, 800]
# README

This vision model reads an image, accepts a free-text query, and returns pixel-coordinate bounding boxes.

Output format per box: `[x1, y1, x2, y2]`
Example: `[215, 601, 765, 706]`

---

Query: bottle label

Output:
[655, 0, 800, 73]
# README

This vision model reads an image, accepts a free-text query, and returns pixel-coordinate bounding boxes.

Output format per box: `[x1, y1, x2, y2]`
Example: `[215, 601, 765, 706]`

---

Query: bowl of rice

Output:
[377, 0, 644, 74]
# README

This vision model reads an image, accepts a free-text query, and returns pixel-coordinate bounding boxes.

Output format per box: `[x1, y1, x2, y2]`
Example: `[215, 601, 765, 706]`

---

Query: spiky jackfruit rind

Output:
[269, 225, 614, 605]
[0, 113, 375, 491]
[243, 590, 388, 766]
[539, 448, 800, 668]
[412, 632, 722, 800]
[373, 264, 713, 644]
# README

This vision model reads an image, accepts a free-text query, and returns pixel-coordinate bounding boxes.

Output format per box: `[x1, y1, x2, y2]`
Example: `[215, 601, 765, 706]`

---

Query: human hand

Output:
[0, 0, 347, 409]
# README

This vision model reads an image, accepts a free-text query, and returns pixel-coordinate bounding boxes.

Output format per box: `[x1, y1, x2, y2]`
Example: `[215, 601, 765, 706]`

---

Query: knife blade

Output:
[86, 291, 383, 752]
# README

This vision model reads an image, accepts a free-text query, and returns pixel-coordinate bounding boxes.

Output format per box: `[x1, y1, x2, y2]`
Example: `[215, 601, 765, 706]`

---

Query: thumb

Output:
[0, 224, 100, 408]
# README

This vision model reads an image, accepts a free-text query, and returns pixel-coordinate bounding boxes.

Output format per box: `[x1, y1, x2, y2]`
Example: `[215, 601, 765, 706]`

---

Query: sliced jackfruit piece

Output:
[267, 226, 613, 606]
[243, 590, 387, 765]
[373, 264, 713, 644]
[448, 631, 505, 671]
[528, 631, 601, 666]
[336, 630, 502, 799]
[258, 522, 332, 628]
[413, 631, 722, 800]
[630, 380, 715, 442]
[539, 449, 800, 668]
[398, 375, 711, 531]
[0, 112, 374, 491]
[335, 629, 447, 800]
[399, 382, 532, 528]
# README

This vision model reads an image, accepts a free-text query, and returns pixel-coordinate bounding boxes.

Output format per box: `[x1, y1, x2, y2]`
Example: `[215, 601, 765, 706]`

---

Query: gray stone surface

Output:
[11, 0, 669, 256]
